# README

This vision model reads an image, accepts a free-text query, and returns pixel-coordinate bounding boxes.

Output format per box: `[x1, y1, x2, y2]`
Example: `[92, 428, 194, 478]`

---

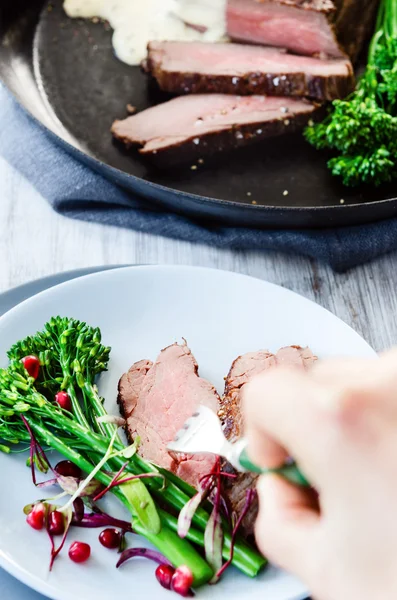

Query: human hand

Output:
[243, 349, 397, 600]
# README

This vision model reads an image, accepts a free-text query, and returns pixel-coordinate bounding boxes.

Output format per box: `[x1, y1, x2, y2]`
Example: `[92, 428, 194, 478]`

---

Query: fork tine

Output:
[167, 405, 228, 456]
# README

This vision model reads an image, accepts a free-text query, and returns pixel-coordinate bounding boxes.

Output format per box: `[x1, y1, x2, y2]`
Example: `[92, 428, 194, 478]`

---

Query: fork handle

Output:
[238, 446, 310, 487]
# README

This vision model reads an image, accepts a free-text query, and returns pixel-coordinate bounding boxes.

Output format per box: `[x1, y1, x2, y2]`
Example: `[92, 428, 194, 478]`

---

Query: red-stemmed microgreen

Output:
[45, 504, 73, 570]
[1, 316, 265, 585]
[216, 489, 257, 579]
[93, 468, 165, 503]
[204, 458, 224, 584]
[178, 474, 214, 539]
[72, 509, 132, 533]
[117, 547, 174, 569]
[58, 430, 121, 514]
[21, 415, 50, 485]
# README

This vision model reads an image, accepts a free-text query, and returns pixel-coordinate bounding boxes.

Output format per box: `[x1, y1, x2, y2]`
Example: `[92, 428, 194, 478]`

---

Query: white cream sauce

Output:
[63, 0, 227, 66]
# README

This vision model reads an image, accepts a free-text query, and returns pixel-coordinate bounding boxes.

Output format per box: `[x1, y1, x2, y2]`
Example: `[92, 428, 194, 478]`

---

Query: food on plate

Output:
[226, 0, 380, 61]
[144, 41, 354, 101]
[0, 317, 265, 597]
[63, 0, 228, 66]
[111, 94, 318, 166]
[118, 342, 220, 489]
[219, 346, 317, 536]
[119, 341, 316, 540]
[305, 0, 397, 187]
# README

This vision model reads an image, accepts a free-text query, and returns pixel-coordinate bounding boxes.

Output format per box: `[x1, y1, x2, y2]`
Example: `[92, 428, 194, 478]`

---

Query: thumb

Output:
[255, 474, 320, 581]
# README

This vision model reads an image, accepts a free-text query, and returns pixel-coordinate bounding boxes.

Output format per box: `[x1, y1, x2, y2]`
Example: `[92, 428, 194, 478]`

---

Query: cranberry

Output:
[55, 460, 82, 479]
[99, 528, 122, 549]
[155, 564, 175, 590]
[68, 541, 91, 564]
[21, 355, 40, 380]
[55, 391, 72, 412]
[171, 566, 194, 597]
[26, 503, 46, 531]
[48, 511, 65, 536]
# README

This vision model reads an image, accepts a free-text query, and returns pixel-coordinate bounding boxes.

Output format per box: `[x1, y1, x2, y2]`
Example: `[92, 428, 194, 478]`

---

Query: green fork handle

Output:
[239, 447, 310, 487]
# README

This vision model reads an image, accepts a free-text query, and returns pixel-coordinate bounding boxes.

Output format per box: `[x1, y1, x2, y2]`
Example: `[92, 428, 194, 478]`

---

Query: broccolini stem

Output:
[81, 380, 121, 442]
[390, 0, 397, 38]
[66, 383, 89, 430]
[28, 420, 213, 586]
[27, 415, 265, 577]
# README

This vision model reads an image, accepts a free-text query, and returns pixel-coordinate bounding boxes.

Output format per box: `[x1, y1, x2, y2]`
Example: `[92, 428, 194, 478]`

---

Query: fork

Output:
[167, 406, 310, 487]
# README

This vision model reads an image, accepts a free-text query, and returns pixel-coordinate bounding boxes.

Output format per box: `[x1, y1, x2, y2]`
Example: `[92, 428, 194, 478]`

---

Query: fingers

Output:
[242, 368, 332, 484]
[243, 350, 397, 484]
[246, 425, 289, 469]
[255, 474, 320, 578]
[311, 349, 397, 424]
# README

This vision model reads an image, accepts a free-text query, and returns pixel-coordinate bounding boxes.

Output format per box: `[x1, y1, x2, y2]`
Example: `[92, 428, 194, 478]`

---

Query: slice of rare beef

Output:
[111, 94, 317, 167]
[144, 41, 354, 101]
[227, 0, 379, 62]
[118, 342, 220, 489]
[220, 346, 317, 536]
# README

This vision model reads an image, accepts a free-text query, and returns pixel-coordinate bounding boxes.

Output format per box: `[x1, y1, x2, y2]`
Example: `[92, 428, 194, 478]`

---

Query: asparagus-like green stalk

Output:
[29, 420, 213, 586]
[39, 413, 265, 573]
[32, 400, 265, 575]
[4, 317, 266, 578]
[159, 510, 266, 578]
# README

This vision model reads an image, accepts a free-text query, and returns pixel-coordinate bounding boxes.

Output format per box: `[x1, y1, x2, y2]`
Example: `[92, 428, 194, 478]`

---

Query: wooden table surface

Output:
[1, 155, 397, 353]
[1, 150, 397, 599]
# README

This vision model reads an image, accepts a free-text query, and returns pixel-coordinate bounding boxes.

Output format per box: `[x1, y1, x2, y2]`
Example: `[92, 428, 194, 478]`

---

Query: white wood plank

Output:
[1, 155, 396, 353]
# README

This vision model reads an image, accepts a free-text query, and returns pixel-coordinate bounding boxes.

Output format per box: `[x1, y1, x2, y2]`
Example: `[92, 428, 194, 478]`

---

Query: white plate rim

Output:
[0, 265, 376, 600]
[0, 265, 378, 356]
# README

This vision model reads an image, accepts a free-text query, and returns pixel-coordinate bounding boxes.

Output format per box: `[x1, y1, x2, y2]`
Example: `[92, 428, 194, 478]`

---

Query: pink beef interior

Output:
[118, 343, 220, 489]
[112, 94, 315, 153]
[148, 41, 351, 77]
[275, 345, 317, 368]
[220, 345, 317, 536]
[227, 0, 344, 58]
[221, 345, 318, 440]
[224, 349, 276, 391]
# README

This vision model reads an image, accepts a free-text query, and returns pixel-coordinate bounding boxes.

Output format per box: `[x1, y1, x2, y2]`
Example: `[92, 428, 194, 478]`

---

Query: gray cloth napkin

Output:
[1, 83, 396, 272]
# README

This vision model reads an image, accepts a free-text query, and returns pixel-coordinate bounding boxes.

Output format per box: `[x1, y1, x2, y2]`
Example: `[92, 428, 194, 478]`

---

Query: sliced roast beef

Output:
[118, 342, 220, 489]
[144, 41, 354, 101]
[220, 346, 317, 536]
[227, 0, 379, 62]
[111, 94, 317, 167]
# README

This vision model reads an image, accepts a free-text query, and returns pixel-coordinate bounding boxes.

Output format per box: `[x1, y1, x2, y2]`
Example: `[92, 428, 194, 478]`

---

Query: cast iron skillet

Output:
[1, 0, 397, 228]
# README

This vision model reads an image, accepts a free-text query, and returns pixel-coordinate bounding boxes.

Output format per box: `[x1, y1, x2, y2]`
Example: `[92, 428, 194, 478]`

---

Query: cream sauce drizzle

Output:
[64, 0, 227, 66]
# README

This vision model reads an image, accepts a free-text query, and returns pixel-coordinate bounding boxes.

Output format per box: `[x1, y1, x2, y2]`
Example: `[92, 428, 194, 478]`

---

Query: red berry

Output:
[21, 355, 40, 380]
[99, 528, 121, 549]
[55, 391, 72, 412]
[171, 566, 194, 597]
[26, 503, 46, 531]
[55, 460, 82, 479]
[48, 511, 65, 536]
[155, 564, 175, 590]
[68, 541, 91, 564]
